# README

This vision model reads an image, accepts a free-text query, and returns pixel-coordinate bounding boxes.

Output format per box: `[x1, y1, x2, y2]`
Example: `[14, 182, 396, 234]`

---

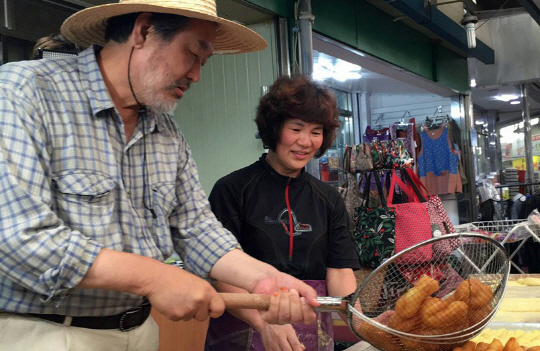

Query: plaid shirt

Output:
[0, 46, 240, 316]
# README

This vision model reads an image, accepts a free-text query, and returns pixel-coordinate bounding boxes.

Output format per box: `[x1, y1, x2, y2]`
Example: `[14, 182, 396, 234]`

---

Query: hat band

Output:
[118, 0, 217, 17]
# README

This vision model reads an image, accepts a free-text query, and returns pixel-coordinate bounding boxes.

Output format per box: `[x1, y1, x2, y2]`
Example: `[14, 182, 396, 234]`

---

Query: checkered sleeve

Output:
[169, 136, 240, 278]
[0, 80, 103, 306]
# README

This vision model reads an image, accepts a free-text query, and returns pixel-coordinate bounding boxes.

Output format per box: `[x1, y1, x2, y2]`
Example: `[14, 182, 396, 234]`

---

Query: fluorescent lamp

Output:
[313, 57, 361, 82]
[494, 94, 519, 102]
[461, 13, 478, 49]
[510, 100, 521, 105]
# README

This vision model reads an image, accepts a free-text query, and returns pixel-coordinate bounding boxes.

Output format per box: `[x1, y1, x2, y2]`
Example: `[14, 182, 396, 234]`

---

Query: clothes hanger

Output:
[396, 111, 411, 130]
[372, 113, 386, 131]
[424, 106, 449, 130]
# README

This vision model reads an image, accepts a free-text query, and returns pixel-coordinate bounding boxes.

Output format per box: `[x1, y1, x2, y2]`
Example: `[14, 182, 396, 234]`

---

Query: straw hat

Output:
[60, 0, 267, 54]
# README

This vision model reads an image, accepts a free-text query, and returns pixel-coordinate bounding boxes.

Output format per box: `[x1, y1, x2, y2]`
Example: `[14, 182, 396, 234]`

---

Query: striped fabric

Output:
[0, 46, 240, 316]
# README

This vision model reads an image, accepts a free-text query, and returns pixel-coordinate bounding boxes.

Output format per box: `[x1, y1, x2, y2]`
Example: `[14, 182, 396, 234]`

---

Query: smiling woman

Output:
[264, 118, 324, 178]
[205, 75, 360, 351]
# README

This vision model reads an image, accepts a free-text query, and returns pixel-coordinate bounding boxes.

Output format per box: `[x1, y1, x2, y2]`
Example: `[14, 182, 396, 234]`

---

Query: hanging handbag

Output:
[370, 140, 386, 170]
[342, 173, 362, 226]
[401, 168, 457, 257]
[350, 145, 358, 173]
[384, 140, 414, 169]
[395, 139, 414, 169]
[388, 170, 433, 264]
[343, 145, 352, 174]
[355, 143, 373, 172]
[353, 171, 396, 268]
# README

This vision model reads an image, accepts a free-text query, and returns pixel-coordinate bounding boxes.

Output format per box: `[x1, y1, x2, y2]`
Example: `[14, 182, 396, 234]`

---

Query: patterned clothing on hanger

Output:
[417, 125, 462, 195]
[364, 126, 390, 142]
[390, 122, 415, 161]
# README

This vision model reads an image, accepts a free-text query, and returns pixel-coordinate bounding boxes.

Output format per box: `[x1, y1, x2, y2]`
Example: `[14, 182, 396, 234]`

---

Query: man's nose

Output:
[187, 63, 202, 83]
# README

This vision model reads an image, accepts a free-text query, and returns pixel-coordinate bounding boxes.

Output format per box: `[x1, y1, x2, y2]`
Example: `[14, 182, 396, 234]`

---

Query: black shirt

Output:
[209, 154, 360, 280]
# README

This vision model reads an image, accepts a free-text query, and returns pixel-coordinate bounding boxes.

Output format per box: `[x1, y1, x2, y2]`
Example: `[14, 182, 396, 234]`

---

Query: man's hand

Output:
[146, 264, 225, 321]
[78, 249, 226, 322]
[257, 323, 306, 351]
[252, 274, 318, 326]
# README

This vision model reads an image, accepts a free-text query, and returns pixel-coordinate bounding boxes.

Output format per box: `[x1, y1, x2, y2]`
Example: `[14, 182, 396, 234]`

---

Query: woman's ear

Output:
[131, 12, 153, 48]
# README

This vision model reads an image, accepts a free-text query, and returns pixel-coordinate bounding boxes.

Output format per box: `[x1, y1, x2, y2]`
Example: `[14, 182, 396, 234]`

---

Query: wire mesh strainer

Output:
[348, 233, 510, 351]
[220, 233, 509, 351]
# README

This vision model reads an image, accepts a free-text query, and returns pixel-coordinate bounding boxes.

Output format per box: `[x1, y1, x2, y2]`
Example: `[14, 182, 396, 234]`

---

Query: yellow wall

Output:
[512, 156, 540, 170]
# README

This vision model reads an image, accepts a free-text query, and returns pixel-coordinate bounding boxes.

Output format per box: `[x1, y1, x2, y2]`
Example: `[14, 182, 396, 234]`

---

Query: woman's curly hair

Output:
[255, 75, 340, 158]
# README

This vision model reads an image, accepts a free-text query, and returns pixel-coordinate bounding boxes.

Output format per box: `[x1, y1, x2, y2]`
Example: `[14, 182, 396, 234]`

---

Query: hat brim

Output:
[60, 3, 267, 54]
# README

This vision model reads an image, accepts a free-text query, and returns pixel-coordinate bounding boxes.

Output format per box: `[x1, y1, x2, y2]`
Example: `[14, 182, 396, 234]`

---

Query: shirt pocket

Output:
[151, 182, 177, 218]
[149, 182, 177, 256]
[52, 171, 116, 234]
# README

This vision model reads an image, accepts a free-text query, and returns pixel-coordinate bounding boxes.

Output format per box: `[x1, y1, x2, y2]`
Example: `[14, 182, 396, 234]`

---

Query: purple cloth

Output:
[205, 280, 333, 351]
[390, 123, 415, 159]
[363, 126, 389, 143]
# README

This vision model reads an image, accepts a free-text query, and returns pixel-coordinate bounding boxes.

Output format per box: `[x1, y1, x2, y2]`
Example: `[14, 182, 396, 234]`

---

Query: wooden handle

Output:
[219, 293, 271, 310]
[219, 293, 348, 312]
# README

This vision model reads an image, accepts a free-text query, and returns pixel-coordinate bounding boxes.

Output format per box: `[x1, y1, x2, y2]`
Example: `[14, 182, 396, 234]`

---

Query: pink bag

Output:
[388, 171, 433, 263]
[401, 169, 458, 257]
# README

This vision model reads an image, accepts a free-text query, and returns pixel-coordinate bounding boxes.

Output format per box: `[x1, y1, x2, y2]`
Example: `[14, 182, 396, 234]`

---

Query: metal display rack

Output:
[454, 219, 540, 273]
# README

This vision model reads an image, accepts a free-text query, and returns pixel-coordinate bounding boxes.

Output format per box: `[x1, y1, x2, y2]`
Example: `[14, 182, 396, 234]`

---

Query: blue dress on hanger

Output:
[417, 125, 462, 195]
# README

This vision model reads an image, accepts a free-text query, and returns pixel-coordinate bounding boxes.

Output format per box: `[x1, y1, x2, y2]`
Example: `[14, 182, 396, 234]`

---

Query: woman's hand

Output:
[256, 286, 317, 326]
[257, 323, 306, 351]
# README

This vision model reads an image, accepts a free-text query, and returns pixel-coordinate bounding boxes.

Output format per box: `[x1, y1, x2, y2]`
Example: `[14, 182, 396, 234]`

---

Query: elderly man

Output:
[0, 1, 318, 350]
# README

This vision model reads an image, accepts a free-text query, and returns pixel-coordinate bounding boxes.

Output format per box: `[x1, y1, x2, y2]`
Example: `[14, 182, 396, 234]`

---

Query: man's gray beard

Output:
[138, 90, 178, 114]
[147, 100, 178, 114]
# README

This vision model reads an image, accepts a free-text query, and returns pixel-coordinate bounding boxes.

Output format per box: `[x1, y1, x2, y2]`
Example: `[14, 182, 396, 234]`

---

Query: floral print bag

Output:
[354, 143, 373, 172]
[353, 171, 396, 268]
[384, 140, 414, 169]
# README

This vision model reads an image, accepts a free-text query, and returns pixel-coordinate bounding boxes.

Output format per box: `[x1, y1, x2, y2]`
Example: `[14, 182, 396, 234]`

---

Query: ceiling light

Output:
[494, 94, 519, 102]
[334, 72, 362, 82]
[510, 100, 521, 105]
[461, 12, 478, 49]
[470, 79, 477, 87]
[313, 60, 362, 82]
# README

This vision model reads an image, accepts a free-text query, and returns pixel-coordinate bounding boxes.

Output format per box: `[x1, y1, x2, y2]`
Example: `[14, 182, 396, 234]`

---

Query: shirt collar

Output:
[78, 46, 115, 117]
[78, 46, 170, 135]
[259, 153, 307, 185]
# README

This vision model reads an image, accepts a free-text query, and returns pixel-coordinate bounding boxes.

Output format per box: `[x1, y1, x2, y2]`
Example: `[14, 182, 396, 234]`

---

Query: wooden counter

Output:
[151, 309, 209, 351]
[488, 274, 540, 329]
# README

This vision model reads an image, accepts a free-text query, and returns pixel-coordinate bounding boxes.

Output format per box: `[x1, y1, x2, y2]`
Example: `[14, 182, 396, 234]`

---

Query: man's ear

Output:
[131, 12, 153, 48]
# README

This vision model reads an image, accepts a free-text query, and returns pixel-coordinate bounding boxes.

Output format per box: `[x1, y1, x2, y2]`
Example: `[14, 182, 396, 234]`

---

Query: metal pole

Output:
[463, 94, 478, 222]
[277, 18, 291, 76]
[297, 0, 314, 76]
[298, 0, 318, 178]
[3, 0, 13, 30]
[521, 84, 535, 190]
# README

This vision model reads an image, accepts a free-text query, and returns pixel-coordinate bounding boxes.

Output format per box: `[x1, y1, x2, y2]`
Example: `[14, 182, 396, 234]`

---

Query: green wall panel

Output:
[241, 0, 292, 18]
[434, 46, 469, 94]
[353, 1, 434, 80]
[310, 0, 357, 48]
[311, 0, 434, 81]
[174, 22, 277, 194]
